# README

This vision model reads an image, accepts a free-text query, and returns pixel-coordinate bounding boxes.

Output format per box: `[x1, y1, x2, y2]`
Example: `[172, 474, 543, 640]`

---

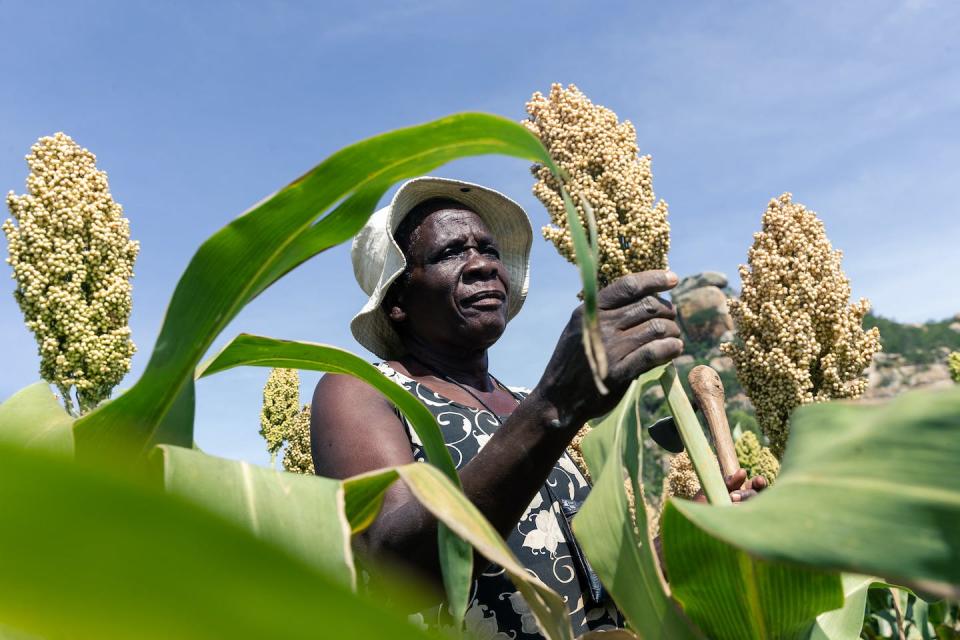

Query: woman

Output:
[311, 177, 762, 637]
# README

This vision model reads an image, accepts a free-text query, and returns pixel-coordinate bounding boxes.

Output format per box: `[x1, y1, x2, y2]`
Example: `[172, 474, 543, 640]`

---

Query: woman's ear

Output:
[383, 285, 406, 324]
[388, 304, 406, 324]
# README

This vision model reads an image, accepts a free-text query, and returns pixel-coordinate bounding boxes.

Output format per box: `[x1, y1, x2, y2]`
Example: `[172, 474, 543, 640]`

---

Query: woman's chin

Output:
[460, 314, 507, 346]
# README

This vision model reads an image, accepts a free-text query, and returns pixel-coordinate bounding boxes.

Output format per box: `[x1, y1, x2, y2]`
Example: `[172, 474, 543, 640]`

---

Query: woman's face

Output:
[389, 206, 511, 353]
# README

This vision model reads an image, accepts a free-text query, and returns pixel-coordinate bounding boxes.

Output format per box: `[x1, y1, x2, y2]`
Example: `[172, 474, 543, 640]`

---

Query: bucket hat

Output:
[350, 176, 532, 360]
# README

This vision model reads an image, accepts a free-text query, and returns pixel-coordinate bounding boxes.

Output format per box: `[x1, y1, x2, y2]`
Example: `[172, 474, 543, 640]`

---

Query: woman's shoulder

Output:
[312, 370, 394, 409]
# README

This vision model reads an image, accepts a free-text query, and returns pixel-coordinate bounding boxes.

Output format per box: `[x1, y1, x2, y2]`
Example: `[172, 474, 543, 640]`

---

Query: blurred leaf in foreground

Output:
[0, 441, 438, 640]
[668, 385, 960, 600]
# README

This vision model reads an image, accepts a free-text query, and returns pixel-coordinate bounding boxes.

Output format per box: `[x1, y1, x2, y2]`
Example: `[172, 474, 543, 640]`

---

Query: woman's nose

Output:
[463, 249, 499, 280]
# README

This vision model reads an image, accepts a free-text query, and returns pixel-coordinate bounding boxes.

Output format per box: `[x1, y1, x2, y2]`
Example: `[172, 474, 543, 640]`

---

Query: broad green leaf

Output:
[345, 463, 575, 640]
[343, 464, 399, 534]
[667, 385, 960, 600]
[927, 599, 959, 628]
[0, 623, 40, 639]
[662, 500, 843, 640]
[0, 442, 438, 640]
[574, 365, 702, 640]
[246, 180, 391, 300]
[74, 113, 558, 459]
[912, 596, 933, 640]
[147, 378, 195, 450]
[196, 334, 458, 482]
[660, 363, 729, 505]
[0, 382, 73, 456]
[195, 333, 473, 622]
[150, 445, 354, 587]
[809, 575, 896, 640]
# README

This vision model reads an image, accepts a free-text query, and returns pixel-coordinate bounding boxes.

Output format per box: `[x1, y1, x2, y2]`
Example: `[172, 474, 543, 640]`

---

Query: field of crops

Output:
[1, 85, 958, 640]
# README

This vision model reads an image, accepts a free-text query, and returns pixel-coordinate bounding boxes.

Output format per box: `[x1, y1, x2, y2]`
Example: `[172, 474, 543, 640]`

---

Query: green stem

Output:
[660, 363, 731, 506]
[57, 384, 77, 418]
[560, 185, 607, 394]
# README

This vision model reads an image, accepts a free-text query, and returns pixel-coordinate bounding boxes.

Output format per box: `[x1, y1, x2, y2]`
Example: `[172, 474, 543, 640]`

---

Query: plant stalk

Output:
[57, 384, 78, 418]
[660, 363, 731, 506]
[890, 588, 906, 640]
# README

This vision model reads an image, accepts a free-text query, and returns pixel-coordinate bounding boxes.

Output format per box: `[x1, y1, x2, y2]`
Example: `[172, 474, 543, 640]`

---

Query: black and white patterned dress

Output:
[377, 363, 621, 638]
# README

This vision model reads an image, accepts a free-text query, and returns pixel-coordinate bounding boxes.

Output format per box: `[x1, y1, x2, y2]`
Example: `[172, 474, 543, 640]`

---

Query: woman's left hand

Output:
[694, 468, 768, 504]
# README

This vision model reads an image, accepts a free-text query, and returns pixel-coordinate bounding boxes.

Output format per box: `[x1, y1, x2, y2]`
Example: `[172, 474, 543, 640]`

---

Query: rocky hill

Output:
[638, 272, 959, 506]
[669, 271, 960, 401]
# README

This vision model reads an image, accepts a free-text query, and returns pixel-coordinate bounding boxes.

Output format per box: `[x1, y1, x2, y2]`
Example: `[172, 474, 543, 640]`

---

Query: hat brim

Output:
[350, 177, 532, 360]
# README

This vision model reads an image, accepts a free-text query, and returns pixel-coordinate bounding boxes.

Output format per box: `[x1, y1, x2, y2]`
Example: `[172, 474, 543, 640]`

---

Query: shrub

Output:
[863, 313, 960, 364]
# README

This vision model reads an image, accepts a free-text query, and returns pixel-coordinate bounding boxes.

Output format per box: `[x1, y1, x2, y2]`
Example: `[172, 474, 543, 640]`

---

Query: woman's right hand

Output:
[532, 270, 684, 429]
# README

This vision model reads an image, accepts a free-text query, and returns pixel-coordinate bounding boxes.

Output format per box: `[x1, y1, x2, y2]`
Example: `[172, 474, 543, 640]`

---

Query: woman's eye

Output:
[436, 244, 498, 261]
[436, 247, 463, 261]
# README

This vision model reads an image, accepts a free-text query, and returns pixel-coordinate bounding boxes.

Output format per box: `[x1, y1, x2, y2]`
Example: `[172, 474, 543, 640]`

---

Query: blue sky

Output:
[2, 1, 958, 465]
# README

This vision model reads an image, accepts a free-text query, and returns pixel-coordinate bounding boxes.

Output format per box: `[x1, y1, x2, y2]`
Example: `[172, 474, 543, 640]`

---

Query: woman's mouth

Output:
[461, 290, 506, 309]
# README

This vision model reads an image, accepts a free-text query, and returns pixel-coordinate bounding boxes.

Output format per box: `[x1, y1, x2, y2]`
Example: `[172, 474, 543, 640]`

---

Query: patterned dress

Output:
[377, 363, 621, 638]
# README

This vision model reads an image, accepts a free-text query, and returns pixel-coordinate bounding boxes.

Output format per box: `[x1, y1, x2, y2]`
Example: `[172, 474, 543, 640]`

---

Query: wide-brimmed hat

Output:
[350, 176, 532, 360]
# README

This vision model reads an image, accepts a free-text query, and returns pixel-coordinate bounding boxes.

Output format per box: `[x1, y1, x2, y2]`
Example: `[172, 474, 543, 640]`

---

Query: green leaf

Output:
[662, 501, 843, 640]
[561, 187, 606, 393]
[0, 382, 73, 456]
[196, 334, 458, 482]
[194, 333, 473, 622]
[660, 363, 729, 505]
[913, 596, 933, 640]
[0, 623, 41, 640]
[666, 385, 960, 600]
[150, 445, 354, 587]
[343, 463, 399, 534]
[74, 113, 558, 458]
[574, 365, 702, 640]
[147, 378, 195, 450]
[809, 575, 896, 640]
[0, 441, 438, 640]
[343, 463, 575, 640]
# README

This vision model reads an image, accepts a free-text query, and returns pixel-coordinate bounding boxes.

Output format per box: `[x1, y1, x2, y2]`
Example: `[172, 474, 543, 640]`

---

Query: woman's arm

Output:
[312, 271, 684, 589]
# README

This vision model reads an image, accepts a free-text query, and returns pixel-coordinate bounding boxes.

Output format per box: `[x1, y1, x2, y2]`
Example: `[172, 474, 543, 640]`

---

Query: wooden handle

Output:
[688, 365, 739, 480]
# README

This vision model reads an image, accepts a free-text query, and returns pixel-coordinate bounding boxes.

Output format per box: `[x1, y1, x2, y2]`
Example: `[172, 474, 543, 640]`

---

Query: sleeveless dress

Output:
[377, 363, 621, 638]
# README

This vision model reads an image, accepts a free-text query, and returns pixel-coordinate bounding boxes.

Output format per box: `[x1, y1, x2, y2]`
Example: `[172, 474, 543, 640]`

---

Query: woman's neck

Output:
[400, 340, 492, 392]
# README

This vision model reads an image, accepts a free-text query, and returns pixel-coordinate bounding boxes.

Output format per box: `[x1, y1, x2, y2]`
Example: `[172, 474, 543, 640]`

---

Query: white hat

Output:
[350, 176, 532, 360]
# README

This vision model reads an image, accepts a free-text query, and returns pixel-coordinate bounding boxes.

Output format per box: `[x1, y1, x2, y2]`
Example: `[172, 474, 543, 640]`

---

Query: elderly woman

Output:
[311, 177, 762, 636]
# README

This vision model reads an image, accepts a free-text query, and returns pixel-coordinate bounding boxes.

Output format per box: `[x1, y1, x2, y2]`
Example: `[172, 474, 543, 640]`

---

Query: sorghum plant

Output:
[524, 83, 670, 289]
[525, 84, 673, 481]
[663, 451, 700, 502]
[3, 132, 138, 415]
[259, 367, 300, 467]
[734, 431, 779, 484]
[721, 193, 881, 457]
[282, 404, 314, 475]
